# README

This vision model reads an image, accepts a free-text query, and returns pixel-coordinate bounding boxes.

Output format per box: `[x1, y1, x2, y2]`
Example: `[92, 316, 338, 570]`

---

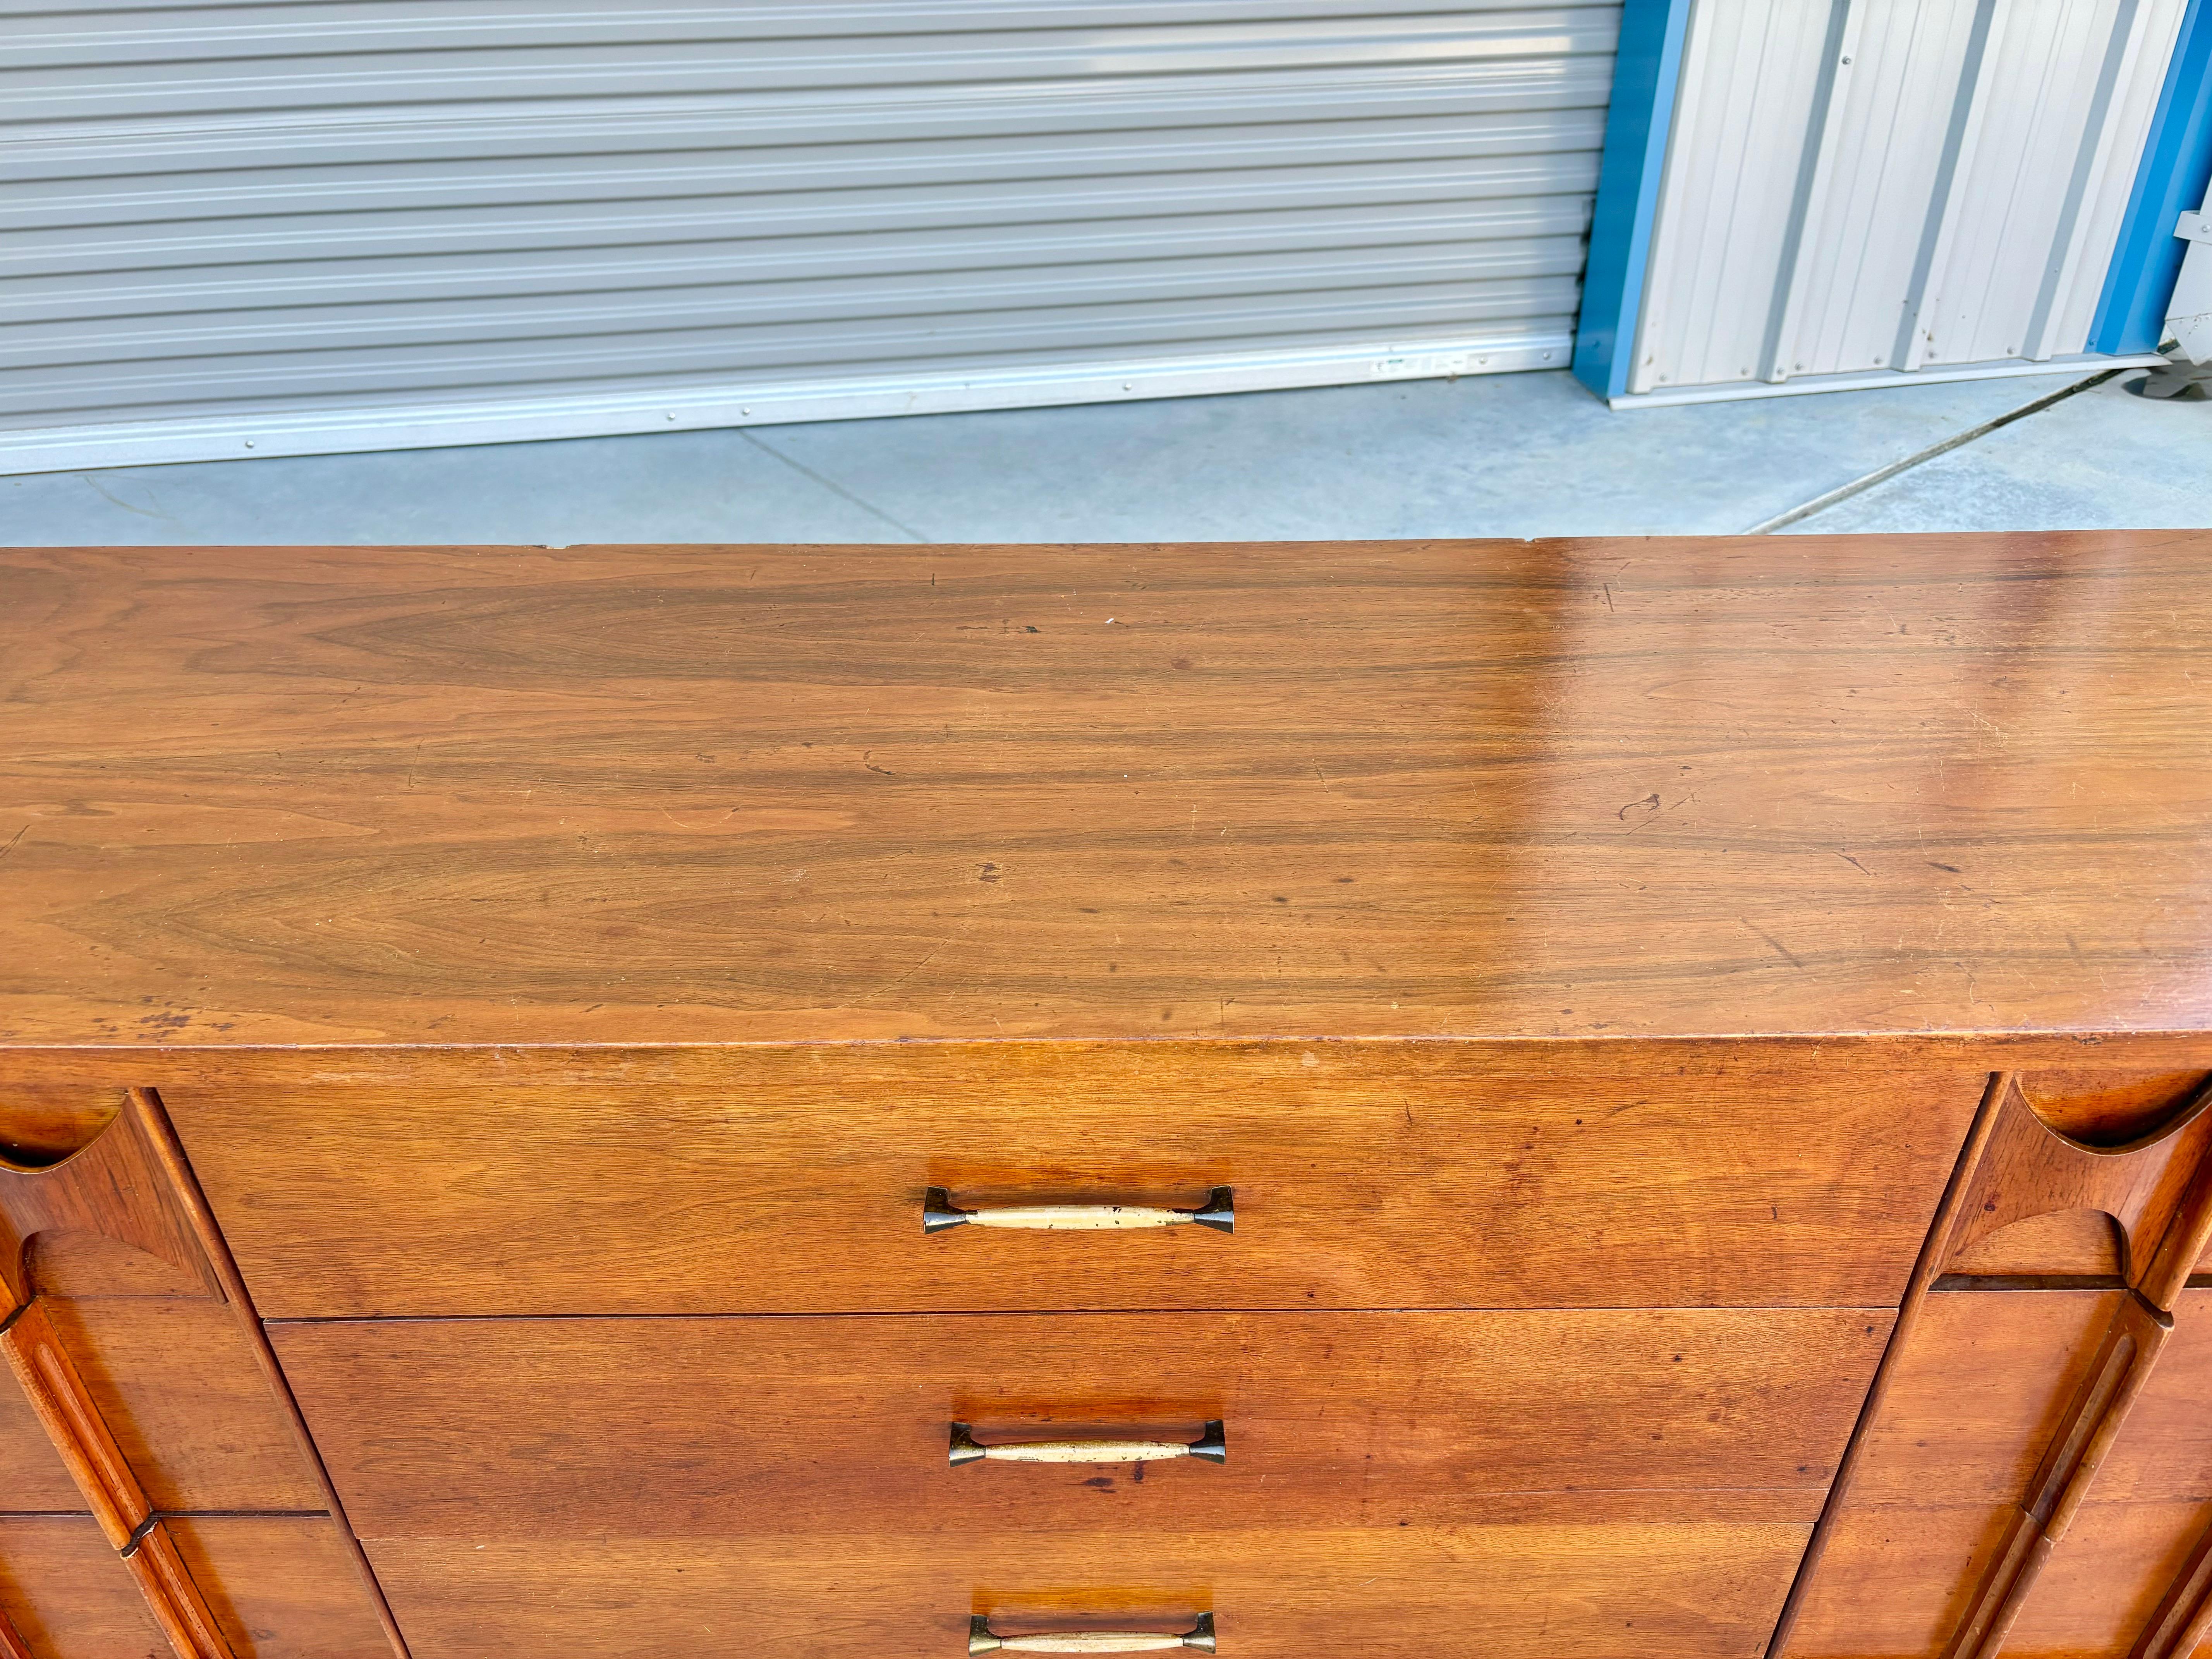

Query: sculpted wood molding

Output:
[0, 1089, 409, 1659]
[1772, 1070, 2212, 1659]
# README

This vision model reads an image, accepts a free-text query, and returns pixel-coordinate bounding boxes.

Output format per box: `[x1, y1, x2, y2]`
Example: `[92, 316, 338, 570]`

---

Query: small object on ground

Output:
[2126, 355, 2212, 400]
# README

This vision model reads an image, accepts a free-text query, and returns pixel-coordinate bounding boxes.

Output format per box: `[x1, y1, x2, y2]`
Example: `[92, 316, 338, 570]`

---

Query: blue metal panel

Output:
[2089, 0, 2212, 352]
[1572, 0, 1695, 400]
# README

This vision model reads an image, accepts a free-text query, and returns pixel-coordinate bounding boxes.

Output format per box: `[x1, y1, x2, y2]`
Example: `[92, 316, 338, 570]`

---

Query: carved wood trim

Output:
[0, 1298, 151, 1549]
[2132, 1519, 2212, 1659]
[0, 1091, 220, 1306]
[1942, 1291, 2172, 1659]
[1774, 1070, 2212, 1659]
[1927, 1073, 2212, 1659]
[124, 1521, 234, 1659]
[131, 1089, 417, 1659]
[1942, 1073, 2212, 1306]
[0, 1602, 32, 1659]
[1765, 1070, 2015, 1659]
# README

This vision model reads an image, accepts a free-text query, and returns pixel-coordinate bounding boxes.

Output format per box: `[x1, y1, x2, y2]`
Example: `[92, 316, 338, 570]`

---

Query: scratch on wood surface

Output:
[1742, 919, 1805, 970]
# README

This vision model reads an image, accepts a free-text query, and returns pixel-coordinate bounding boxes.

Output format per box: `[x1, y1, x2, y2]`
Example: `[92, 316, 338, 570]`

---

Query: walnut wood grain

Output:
[361, 1522, 1813, 1659]
[1790, 1500, 2212, 1659]
[271, 1308, 1884, 1539]
[0, 1093, 408, 1659]
[169, 1061, 1980, 1317]
[0, 1300, 150, 1549]
[39, 1296, 323, 1512]
[165, 1518, 398, 1659]
[1775, 1283, 2212, 1659]
[124, 1522, 234, 1659]
[1941, 1073, 2212, 1300]
[2133, 1516, 2212, 1659]
[0, 1516, 165, 1659]
[1912, 1075, 2212, 1659]
[0, 1348, 76, 1512]
[0, 1093, 218, 1309]
[6, 534, 2212, 1048]
[130, 1092, 414, 1659]
[1942, 1291, 2173, 1659]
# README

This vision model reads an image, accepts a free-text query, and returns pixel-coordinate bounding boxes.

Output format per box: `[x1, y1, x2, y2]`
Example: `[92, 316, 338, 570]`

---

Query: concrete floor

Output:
[2, 363, 2200, 544]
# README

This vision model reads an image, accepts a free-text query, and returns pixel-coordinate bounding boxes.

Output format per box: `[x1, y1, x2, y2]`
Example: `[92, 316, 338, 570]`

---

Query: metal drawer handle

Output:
[950, 1420, 1226, 1467]
[924, 1187, 1232, 1235]
[970, 1615, 1216, 1656]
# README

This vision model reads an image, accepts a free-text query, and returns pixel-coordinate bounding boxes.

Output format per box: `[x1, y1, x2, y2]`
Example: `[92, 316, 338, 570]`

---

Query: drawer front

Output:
[0, 1363, 74, 1512]
[0, 1516, 164, 1659]
[167, 1517, 396, 1659]
[170, 1052, 1981, 1316]
[34, 1295, 323, 1513]
[274, 1308, 1884, 1539]
[363, 1522, 1813, 1659]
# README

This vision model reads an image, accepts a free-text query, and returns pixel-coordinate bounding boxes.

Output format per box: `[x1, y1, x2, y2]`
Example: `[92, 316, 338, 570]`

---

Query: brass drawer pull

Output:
[970, 1615, 1216, 1655]
[923, 1187, 1232, 1235]
[950, 1420, 1226, 1467]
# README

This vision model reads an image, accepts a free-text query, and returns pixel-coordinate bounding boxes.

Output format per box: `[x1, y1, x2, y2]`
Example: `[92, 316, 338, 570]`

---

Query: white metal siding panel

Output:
[1628, 0, 1836, 393]
[1778, 0, 1984, 377]
[1630, 0, 2183, 400]
[0, 2, 1621, 469]
[2039, 0, 2188, 356]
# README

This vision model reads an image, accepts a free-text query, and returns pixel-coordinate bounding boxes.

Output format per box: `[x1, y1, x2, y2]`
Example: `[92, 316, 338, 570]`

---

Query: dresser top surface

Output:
[4, 532, 2209, 1049]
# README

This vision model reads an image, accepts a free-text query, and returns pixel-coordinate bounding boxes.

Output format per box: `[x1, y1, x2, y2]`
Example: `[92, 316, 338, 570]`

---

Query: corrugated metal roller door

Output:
[0, 2, 1621, 472]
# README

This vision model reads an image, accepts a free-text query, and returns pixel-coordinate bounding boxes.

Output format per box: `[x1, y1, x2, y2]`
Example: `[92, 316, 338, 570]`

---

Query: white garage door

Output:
[0, 2, 1621, 471]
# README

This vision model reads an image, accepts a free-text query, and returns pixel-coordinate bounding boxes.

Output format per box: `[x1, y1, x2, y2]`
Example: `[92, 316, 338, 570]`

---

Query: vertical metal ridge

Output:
[1891, 0, 1999, 369]
[1758, 0, 1855, 382]
[2023, 0, 2144, 360]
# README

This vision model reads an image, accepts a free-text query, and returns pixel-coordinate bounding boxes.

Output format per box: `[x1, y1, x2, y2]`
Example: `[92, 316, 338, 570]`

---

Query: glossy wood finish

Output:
[6, 534, 2212, 1048]
[0, 1092, 406, 1659]
[0, 1516, 165, 1659]
[39, 1296, 323, 1512]
[166, 1519, 398, 1659]
[0, 1343, 76, 1512]
[362, 1522, 1814, 1659]
[170, 1060, 1980, 1317]
[272, 1308, 1887, 1538]
[0, 1300, 149, 1549]
[7, 539, 2212, 1658]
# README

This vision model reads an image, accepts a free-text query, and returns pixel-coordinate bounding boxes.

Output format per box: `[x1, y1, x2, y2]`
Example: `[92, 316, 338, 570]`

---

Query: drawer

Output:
[168, 1051, 1982, 1316]
[364, 1519, 1814, 1659]
[273, 1307, 1885, 1539]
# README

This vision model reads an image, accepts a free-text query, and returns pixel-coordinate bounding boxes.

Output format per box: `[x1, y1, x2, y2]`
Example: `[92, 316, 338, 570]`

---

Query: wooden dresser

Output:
[3, 534, 2211, 1659]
